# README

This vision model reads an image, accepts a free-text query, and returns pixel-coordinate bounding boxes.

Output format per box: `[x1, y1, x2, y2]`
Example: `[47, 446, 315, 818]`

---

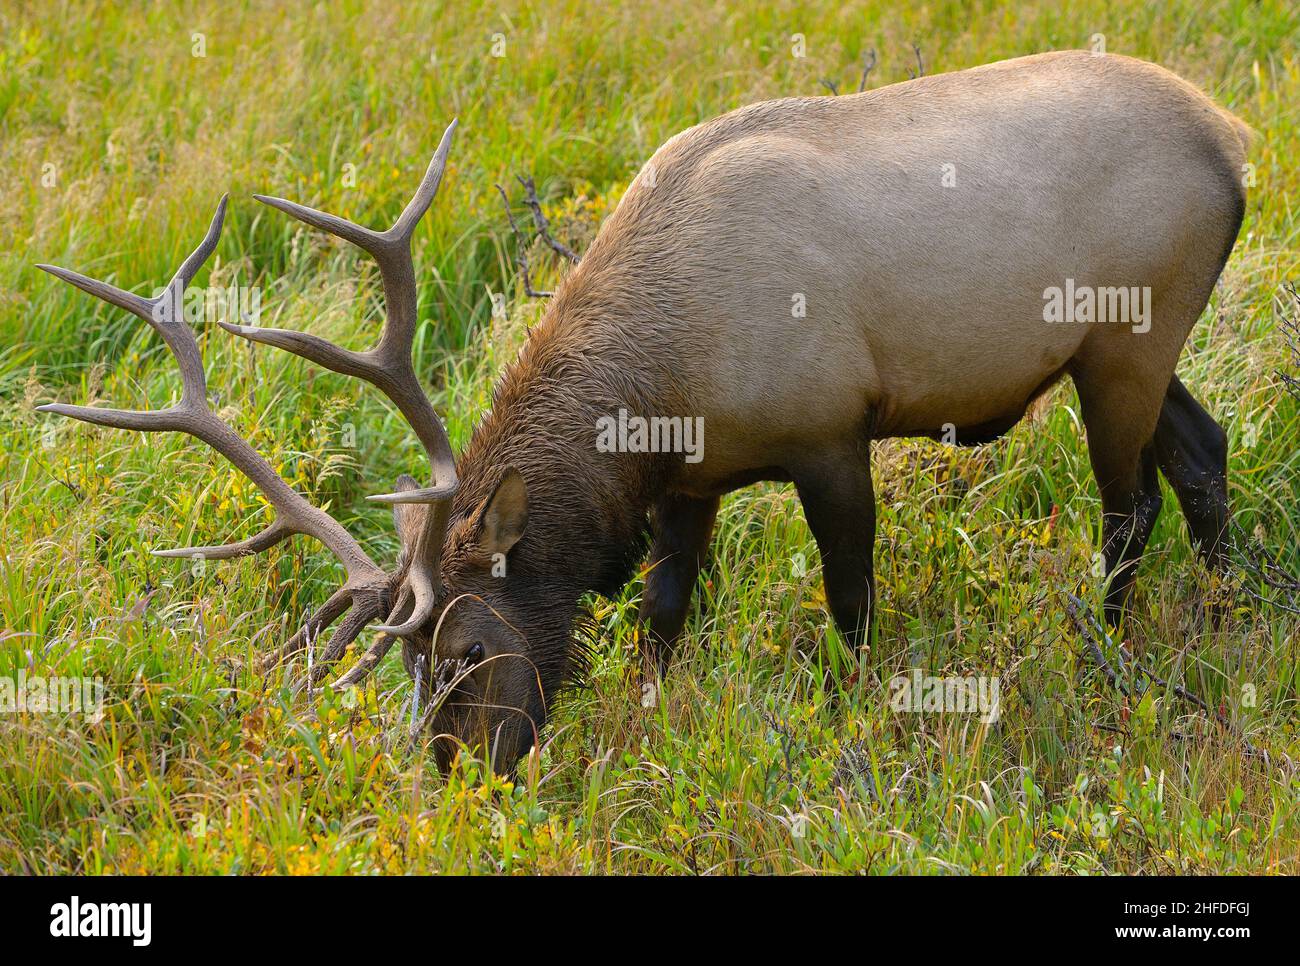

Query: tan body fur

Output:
[537, 51, 1247, 493]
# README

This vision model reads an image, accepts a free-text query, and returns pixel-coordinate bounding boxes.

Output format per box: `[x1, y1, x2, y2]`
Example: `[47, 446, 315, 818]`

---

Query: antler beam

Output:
[38, 199, 384, 581]
[37, 197, 396, 679]
[221, 119, 461, 637]
[38, 121, 465, 691]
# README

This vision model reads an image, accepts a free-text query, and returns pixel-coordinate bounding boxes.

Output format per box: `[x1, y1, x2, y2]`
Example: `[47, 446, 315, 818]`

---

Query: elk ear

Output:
[390, 474, 426, 549]
[476, 467, 528, 555]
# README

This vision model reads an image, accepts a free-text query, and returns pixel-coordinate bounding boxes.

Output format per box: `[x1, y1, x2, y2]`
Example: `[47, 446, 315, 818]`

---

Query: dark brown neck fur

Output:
[454, 292, 684, 610]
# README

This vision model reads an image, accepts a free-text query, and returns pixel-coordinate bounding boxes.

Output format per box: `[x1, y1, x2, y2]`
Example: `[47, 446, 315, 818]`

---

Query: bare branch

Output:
[1064, 592, 1264, 760]
[1277, 281, 1300, 403]
[1063, 593, 1128, 694]
[495, 182, 554, 298]
[906, 42, 925, 79]
[495, 174, 582, 301]
[516, 175, 581, 265]
[858, 48, 878, 92]
[819, 47, 877, 97]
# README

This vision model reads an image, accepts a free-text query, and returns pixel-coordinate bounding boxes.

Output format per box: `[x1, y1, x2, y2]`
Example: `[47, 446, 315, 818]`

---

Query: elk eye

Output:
[466, 642, 485, 664]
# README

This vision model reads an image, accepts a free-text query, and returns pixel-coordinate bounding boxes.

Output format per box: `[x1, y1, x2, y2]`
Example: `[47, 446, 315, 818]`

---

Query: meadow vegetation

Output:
[1, 0, 1297, 872]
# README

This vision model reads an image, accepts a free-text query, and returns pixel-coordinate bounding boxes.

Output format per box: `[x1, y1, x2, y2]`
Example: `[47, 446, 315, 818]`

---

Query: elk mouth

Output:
[403, 652, 489, 773]
[407, 649, 545, 775]
[427, 695, 483, 774]
[427, 694, 542, 776]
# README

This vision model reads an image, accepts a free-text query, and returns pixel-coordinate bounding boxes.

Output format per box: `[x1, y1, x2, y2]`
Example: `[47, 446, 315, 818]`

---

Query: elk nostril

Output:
[466, 642, 484, 664]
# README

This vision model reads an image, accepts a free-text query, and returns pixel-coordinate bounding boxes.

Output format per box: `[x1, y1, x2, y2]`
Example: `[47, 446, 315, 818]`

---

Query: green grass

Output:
[1, 0, 1299, 873]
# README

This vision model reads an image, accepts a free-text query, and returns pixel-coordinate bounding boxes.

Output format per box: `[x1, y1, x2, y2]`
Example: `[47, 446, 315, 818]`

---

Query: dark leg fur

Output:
[1153, 375, 1231, 573]
[792, 444, 877, 649]
[1099, 443, 1163, 624]
[637, 492, 720, 675]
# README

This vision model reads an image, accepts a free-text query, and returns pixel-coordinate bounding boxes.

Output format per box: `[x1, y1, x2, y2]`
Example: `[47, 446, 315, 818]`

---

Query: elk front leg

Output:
[637, 492, 720, 676]
[793, 442, 876, 650]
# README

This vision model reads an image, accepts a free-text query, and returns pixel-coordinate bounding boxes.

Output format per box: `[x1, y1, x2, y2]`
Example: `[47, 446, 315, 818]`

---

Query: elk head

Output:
[38, 120, 545, 772]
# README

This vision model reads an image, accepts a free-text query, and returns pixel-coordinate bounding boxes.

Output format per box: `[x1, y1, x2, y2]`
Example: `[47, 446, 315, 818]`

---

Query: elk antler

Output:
[36, 198, 396, 674]
[38, 121, 464, 690]
[222, 119, 460, 638]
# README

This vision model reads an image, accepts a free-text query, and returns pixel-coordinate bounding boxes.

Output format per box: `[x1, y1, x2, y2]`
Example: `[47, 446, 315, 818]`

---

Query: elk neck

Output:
[451, 290, 687, 601]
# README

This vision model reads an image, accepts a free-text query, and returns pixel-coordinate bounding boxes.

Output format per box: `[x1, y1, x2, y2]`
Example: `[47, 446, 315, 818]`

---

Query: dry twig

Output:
[496, 176, 581, 299]
[1063, 592, 1264, 760]
[906, 42, 925, 79]
[820, 47, 879, 96]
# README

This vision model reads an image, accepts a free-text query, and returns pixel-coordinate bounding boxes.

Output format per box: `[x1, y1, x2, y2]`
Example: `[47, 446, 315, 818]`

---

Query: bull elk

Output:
[40, 52, 1248, 771]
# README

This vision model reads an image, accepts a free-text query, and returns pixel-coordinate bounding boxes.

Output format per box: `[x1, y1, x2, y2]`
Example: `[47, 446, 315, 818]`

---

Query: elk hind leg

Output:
[1074, 367, 1166, 625]
[1153, 375, 1230, 573]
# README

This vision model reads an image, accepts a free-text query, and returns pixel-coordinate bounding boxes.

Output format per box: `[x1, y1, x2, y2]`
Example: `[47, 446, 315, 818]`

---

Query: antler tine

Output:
[36, 197, 389, 594]
[330, 632, 397, 689]
[151, 520, 290, 560]
[167, 190, 231, 298]
[35, 264, 154, 321]
[256, 585, 353, 673]
[392, 119, 459, 243]
[309, 601, 385, 684]
[231, 119, 459, 484]
[38, 196, 229, 413]
[329, 591, 410, 689]
[229, 120, 464, 638]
